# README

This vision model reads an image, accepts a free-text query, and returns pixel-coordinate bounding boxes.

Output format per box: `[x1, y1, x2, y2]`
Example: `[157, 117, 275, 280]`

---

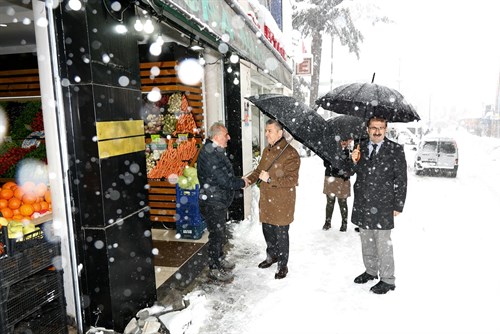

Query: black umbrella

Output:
[246, 94, 329, 160]
[321, 115, 367, 167]
[246, 94, 366, 168]
[324, 115, 367, 142]
[316, 82, 420, 123]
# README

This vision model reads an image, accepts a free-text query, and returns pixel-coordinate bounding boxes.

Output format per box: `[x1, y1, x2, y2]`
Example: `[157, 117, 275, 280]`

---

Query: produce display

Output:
[144, 91, 201, 181]
[4, 220, 40, 239]
[0, 181, 52, 221]
[0, 101, 47, 179]
[178, 166, 199, 190]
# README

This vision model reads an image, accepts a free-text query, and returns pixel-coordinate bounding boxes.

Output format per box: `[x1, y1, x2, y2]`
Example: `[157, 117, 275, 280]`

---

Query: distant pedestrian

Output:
[244, 119, 300, 279]
[322, 139, 352, 232]
[350, 116, 407, 294]
[198, 122, 248, 282]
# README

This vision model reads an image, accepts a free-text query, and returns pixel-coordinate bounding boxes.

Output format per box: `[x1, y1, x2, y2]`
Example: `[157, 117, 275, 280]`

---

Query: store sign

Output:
[157, 0, 292, 89]
[263, 25, 286, 59]
[296, 57, 312, 76]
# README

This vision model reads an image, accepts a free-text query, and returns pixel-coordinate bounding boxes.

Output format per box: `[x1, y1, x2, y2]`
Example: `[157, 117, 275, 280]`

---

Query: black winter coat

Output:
[197, 139, 245, 208]
[350, 138, 407, 230]
[324, 148, 351, 180]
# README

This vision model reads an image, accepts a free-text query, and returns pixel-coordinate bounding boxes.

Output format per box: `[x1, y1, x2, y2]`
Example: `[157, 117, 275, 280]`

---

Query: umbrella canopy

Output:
[246, 94, 364, 168]
[324, 115, 367, 142]
[246, 94, 328, 160]
[316, 82, 420, 123]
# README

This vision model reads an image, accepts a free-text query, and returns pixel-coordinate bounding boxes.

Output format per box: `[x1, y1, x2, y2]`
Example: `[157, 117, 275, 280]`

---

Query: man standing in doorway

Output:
[198, 122, 247, 282]
[245, 119, 300, 280]
[350, 116, 407, 294]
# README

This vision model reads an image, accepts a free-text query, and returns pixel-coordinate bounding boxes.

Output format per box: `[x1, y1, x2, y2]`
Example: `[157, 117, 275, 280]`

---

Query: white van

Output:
[414, 137, 459, 177]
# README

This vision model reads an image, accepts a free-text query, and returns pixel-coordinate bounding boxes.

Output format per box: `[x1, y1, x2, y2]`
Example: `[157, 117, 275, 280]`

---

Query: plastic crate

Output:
[176, 184, 200, 219]
[0, 270, 63, 333]
[176, 218, 206, 240]
[0, 239, 60, 291]
[1, 225, 46, 257]
[14, 298, 68, 334]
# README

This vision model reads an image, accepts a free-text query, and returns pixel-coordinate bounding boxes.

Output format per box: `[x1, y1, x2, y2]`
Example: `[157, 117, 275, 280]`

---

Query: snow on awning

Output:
[149, 0, 293, 89]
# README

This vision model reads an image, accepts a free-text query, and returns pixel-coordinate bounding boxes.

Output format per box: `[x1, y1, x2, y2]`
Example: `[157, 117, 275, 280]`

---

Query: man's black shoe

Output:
[370, 281, 396, 294]
[275, 266, 288, 279]
[322, 222, 331, 230]
[354, 272, 378, 284]
[354, 227, 360, 232]
[258, 257, 277, 269]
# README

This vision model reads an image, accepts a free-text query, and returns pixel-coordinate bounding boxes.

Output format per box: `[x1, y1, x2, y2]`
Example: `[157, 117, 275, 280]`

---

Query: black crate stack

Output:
[0, 237, 67, 334]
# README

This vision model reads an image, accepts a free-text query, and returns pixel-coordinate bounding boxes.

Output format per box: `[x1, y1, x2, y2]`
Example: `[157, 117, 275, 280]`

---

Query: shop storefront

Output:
[0, 0, 293, 332]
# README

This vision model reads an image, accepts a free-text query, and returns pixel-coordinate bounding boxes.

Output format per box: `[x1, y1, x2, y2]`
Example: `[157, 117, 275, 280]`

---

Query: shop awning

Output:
[146, 0, 293, 89]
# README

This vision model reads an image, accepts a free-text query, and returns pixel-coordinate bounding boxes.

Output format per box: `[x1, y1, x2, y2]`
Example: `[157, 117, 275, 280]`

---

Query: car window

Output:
[422, 141, 437, 153]
[440, 142, 456, 154]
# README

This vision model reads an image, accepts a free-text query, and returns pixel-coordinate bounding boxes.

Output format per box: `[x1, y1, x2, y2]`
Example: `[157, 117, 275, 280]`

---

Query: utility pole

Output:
[330, 36, 334, 91]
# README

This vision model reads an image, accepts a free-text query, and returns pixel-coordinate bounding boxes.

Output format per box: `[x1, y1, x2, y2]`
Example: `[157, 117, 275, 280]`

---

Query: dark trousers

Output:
[262, 223, 290, 269]
[200, 204, 227, 269]
[325, 195, 348, 226]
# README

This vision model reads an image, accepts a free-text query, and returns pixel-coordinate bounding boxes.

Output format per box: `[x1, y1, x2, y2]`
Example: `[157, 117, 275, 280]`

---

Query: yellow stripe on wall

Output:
[97, 136, 145, 159]
[96, 120, 144, 140]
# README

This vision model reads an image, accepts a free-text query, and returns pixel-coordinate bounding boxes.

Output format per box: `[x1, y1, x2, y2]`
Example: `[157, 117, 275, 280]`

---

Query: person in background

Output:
[197, 122, 248, 282]
[350, 116, 407, 294]
[244, 119, 300, 280]
[323, 139, 352, 232]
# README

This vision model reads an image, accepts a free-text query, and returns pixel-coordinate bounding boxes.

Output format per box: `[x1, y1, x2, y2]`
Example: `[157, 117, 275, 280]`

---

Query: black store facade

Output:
[1, 0, 292, 332]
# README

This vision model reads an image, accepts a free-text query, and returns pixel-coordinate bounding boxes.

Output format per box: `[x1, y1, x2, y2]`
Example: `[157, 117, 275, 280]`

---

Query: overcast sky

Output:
[318, 0, 500, 123]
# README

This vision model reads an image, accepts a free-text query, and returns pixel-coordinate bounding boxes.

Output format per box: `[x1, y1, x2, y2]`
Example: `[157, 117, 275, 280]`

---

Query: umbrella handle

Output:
[353, 144, 361, 162]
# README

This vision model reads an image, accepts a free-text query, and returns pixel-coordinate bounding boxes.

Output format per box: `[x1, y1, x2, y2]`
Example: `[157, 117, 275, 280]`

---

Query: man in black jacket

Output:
[197, 122, 247, 282]
[350, 116, 407, 294]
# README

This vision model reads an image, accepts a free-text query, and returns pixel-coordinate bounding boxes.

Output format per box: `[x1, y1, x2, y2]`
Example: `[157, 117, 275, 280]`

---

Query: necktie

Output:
[369, 144, 378, 160]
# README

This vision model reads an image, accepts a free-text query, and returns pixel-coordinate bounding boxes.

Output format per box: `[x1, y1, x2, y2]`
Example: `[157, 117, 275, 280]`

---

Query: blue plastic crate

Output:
[176, 218, 206, 240]
[176, 184, 201, 221]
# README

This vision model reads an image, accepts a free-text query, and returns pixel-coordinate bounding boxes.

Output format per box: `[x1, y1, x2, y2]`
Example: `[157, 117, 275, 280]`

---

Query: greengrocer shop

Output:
[0, 0, 293, 332]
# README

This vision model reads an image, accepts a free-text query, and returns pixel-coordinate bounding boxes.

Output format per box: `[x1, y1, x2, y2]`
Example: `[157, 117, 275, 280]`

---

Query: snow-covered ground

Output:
[185, 128, 500, 334]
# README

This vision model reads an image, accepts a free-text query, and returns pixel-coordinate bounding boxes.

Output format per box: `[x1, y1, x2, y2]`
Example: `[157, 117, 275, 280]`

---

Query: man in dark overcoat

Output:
[198, 122, 247, 282]
[350, 116, 407, 294]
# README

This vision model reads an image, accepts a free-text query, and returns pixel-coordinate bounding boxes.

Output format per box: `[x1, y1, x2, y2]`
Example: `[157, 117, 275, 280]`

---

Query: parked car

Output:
[414, 137, 459, 177]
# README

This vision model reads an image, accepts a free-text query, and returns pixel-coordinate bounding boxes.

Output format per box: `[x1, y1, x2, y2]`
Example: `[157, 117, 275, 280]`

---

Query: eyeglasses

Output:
[368, 126, 386, 131]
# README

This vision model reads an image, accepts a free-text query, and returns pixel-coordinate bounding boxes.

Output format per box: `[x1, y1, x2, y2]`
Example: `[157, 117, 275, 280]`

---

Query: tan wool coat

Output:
[247, 137, 301, 226]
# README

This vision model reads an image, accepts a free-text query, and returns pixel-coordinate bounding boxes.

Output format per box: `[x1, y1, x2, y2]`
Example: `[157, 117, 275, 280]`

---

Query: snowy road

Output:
[189, 130, 500, 334]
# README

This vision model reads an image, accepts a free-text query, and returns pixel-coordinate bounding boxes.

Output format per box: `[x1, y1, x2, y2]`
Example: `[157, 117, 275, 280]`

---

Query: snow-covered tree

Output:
[292, 0, 363, 106]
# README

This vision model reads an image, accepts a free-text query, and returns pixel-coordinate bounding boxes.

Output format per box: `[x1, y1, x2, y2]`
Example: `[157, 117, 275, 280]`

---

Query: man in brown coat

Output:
[245, 119, 300, 279]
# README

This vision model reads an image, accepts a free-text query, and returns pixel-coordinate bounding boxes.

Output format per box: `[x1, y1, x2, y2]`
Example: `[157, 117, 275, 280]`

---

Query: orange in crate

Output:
[8, 197, 21, 210]
[19, 204, 34, 217]
[0, 188, 14, 200]
[22, 193, 37, 204]
[44, 191, 51, 204]
[0, 198, 8, 209]
[2, 181, 17, 190]
[35, 183, 48, 197]
[32, 202, 41, 212]
[21, 181, 36, 193]
[13, 187, 24, 200]
[1, 207, 13, 218]
[39, 201, 49, 211]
